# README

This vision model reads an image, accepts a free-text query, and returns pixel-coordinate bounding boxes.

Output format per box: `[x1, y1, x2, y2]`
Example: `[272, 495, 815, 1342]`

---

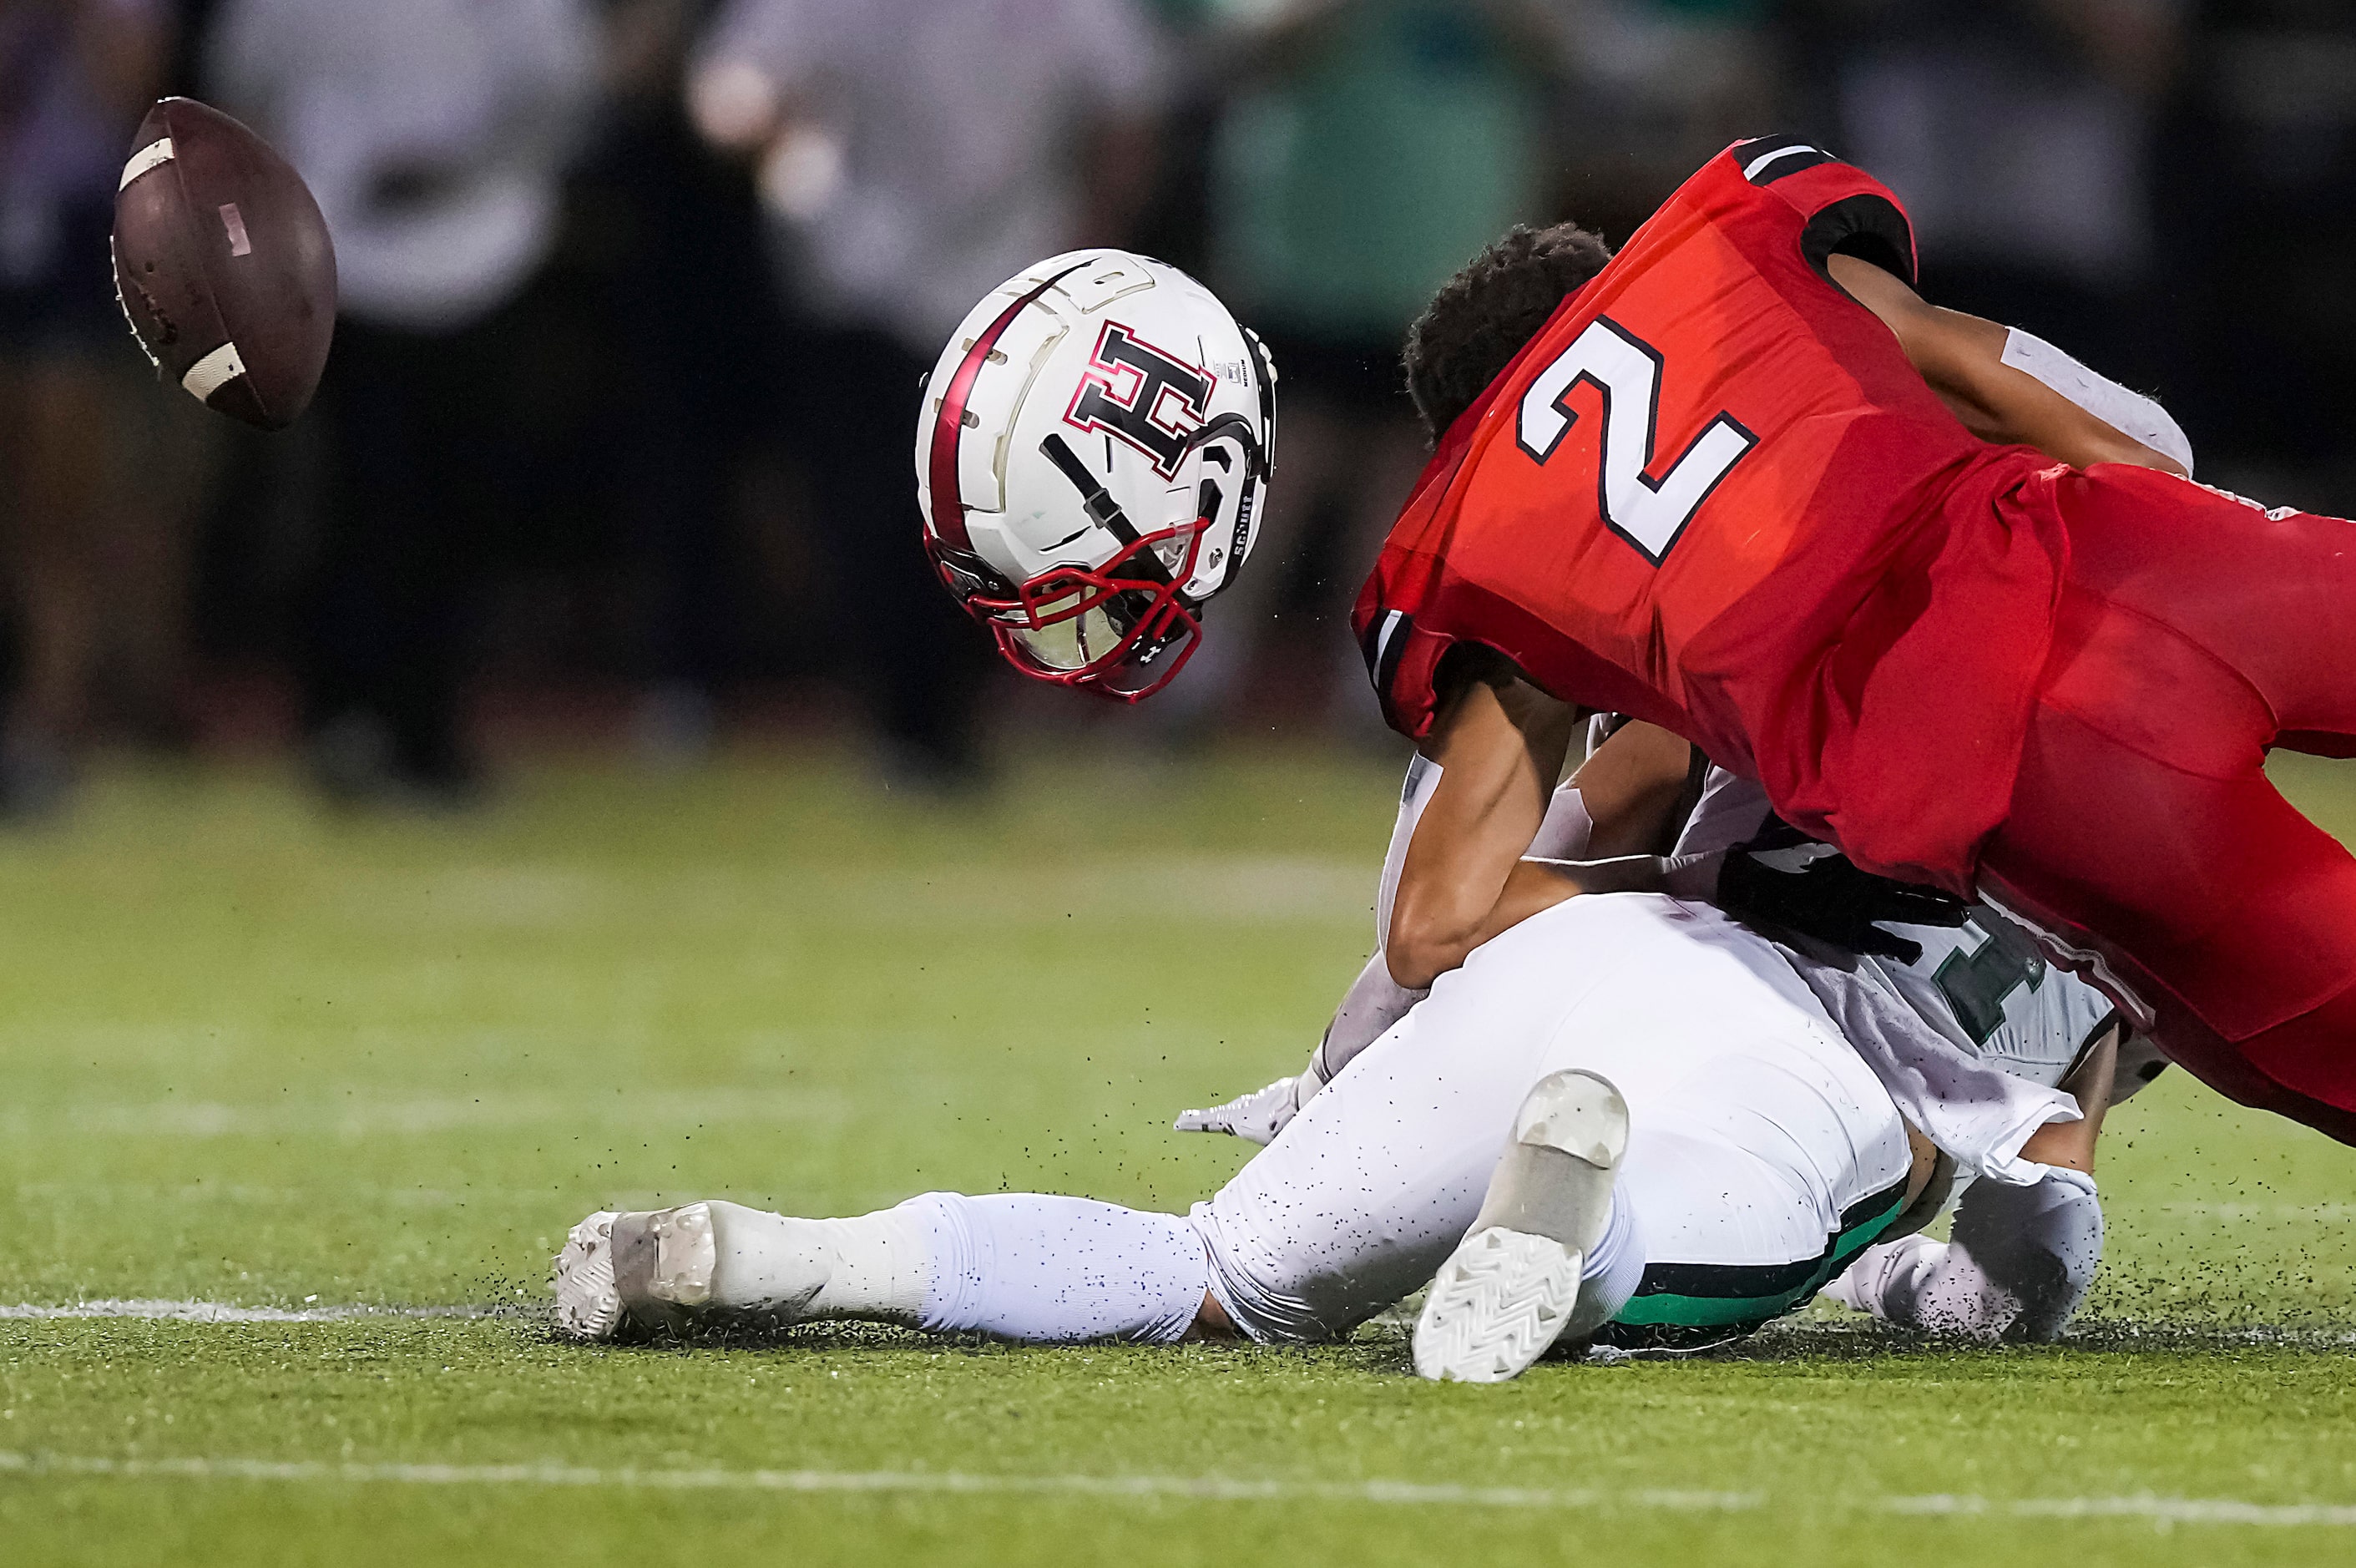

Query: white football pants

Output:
[1192, 893, 1914, 1347]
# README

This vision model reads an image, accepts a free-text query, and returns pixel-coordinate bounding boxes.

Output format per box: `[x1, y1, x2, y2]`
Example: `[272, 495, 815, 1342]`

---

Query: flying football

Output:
[111, 97, 336, 430]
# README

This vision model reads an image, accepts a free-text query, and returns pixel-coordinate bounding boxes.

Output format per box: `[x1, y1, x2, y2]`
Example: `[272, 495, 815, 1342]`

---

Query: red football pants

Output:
[1978, 466, 2356, 1144]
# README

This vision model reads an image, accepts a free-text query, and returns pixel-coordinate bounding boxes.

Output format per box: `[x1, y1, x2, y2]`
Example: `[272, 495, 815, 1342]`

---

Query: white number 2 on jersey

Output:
[1515, 317, 1757, 564]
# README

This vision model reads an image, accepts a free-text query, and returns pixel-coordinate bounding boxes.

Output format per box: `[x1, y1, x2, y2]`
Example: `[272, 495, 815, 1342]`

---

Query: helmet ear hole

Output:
[1186, 476, 1228, 593]
[1176, 422, 1266, 604]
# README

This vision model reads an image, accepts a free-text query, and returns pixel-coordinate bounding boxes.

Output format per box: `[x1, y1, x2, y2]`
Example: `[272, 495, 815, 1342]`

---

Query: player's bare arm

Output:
[1450, 730, 1711, 951]
[1825, 252, 2187, 478]
[1398, 706, 1961, 984]
[1176, 715, 1705, 1142]
[2016, 1019, 2121, 1176]
[1558, 719, 1697, 857]
[1385, 659, 1581, 989]
[1463, 846, 1705, 953]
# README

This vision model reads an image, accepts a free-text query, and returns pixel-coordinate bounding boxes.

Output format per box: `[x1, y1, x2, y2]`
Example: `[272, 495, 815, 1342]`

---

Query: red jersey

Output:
[1354, 137, 2070, 891]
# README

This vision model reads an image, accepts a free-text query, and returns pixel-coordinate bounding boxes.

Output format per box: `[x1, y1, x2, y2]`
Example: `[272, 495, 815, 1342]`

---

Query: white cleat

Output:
[1414, 1070, 1630, 1383]
[554, 1201, 839, 1342]
[1415, 1229, 1583, 1383]
[553, 1211, 625, 1342]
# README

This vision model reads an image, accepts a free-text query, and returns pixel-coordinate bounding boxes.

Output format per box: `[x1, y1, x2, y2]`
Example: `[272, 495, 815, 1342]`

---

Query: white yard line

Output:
[14, 1298, 2353, 1351]
[8, 1181, 590, 1210]
[0, 1451, 1742, 1511]
[6, 1306, 2352, 1529]
[0, 1450, 2348, 1526]
[0, 1300, 492, 1323]
[2153, 1202, 2356, 1222]
[0, 1087, 850, 1140]
[1886, 1492, 2356, 1526]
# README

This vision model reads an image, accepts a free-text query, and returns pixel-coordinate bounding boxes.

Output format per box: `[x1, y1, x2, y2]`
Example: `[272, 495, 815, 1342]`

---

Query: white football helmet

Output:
[915, 250, 1276, 701]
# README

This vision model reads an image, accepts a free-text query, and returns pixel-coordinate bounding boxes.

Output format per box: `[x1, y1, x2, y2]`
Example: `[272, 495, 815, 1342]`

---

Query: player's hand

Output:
[1175, 1075, 1307, 1146]
[1716, 816, 1967, 964]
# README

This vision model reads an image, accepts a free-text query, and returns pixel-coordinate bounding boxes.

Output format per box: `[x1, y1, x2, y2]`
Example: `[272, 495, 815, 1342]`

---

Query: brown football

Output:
[111, 98, 336, 430]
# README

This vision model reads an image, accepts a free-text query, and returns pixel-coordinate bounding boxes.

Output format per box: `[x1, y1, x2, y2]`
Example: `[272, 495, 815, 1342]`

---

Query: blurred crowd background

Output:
[1, 0, 2350, 817]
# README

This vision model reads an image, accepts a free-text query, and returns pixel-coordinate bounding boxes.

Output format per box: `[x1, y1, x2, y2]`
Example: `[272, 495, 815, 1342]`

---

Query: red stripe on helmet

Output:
[927, 262, 1089, 552]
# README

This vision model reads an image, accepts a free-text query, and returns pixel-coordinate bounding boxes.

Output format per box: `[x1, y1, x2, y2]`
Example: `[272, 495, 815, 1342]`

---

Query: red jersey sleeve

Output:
[1715, 134, 1919, 291]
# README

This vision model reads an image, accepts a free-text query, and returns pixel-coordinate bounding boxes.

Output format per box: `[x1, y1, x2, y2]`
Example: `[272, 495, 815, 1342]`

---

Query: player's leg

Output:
[1973, 467, 2356, 1141]
[1410, 902, 1914, 1377]
[558, 898, 1908, 1352]
[1186, 896, 1691, 1344]
[549, 933, 1575, 1348]
[2052, 466, 2356, 755]
[555, 1192, 1212, 1344]
[1410, 1067, 1631, 1382]
[559, 893, 1714, 1348]
[1979, 733, 2356, 1141]
[549, 956, 1552, 1347]
[0, 356, 108, 812]
[1201, 896, 1914, 1363]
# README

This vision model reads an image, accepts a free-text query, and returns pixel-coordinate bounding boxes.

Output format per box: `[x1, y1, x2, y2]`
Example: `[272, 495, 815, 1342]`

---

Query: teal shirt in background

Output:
[1202, 0, 1550, 344]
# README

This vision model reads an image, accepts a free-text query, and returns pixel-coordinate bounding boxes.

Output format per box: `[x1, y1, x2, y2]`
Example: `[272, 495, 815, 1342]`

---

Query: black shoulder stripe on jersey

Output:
[1737, 135, 1839, 185]
[1359, 609, 1413, 701]
[1733, 134, 1808, 163]
[1357, 610, 1387, 682]
[1801, 192, 1917, 288]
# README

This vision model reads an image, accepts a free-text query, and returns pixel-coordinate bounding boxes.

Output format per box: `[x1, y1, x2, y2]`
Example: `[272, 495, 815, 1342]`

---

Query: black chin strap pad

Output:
[1037, 432, 1173, 587]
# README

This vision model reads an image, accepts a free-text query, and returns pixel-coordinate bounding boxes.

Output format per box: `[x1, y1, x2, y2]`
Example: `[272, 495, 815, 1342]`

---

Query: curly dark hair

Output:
[1403, 222, 1615, 444]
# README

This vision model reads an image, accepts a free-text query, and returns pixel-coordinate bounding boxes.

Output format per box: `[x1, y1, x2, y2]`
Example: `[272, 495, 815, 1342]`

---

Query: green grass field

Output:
[2, 743, 2353, 1566]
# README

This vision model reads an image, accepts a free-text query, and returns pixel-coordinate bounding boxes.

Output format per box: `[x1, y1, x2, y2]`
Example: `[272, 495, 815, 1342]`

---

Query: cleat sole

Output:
[1413, 1070, 1630, 1383]
[552, 1211, 624, 1342]
[1413, 1228, 1584, 1383]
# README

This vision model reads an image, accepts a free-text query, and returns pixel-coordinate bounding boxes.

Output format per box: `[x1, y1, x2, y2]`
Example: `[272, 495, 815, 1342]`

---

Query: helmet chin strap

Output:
[1036, 432, 1174, 588]
[1014, 430, 1208, 697]
[1038, 412, 1268, 604]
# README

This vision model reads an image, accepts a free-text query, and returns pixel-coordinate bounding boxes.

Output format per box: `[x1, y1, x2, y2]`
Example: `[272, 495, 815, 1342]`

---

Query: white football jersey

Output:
[1860, 914, 2116, 1091]
[1673, 766, 2116, 1090]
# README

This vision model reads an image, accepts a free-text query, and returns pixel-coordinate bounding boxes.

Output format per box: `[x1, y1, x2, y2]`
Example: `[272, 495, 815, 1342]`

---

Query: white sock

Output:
[702, 1201, 929, 1325]
[1566, 1190, 1646, 1338]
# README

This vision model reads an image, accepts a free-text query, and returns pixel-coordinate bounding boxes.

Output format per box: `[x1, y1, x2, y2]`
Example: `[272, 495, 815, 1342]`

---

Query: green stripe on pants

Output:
[1609, 1187, 1909, 1330]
